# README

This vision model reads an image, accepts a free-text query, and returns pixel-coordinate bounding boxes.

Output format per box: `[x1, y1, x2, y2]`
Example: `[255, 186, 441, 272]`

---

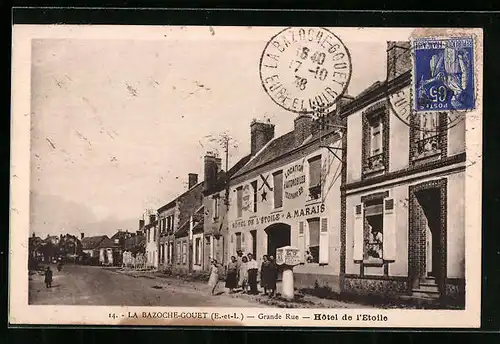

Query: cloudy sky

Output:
[29, 26, 402, 238]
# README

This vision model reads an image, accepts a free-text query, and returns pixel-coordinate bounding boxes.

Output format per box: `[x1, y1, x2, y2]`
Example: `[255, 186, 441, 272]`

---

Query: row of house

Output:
[80, 230, 145, 266]
[140, 41, 465, 303]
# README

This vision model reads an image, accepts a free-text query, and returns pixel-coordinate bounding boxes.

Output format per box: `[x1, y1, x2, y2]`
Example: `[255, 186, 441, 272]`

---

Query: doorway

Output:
[417, 188, 441, 279]
[409, 180, 446, 294]
[265, 223, 291, 258]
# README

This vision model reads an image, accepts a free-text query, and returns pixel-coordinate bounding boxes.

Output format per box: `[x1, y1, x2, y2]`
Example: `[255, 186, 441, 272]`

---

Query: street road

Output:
[29, 264, 263, 307]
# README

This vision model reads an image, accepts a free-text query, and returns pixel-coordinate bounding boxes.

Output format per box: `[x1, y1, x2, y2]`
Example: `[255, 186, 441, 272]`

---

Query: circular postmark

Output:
[387, 38, 470, 133]
[259, 27, 352, 114]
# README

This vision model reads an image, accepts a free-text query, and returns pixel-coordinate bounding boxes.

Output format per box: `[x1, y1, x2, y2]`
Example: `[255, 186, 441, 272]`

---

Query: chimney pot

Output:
[81, 232, 84, 239]
[250, 120, 275, 156]
[294, 114, 313, 146]
[188, 173, 198, 189]
[387, 41, 411, 81]
[204, 152, 222, 192]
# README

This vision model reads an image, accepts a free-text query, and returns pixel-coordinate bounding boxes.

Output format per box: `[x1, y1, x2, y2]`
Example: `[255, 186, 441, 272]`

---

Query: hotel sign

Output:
[284, 163, 306, 200]
[231, 203, 325, 229]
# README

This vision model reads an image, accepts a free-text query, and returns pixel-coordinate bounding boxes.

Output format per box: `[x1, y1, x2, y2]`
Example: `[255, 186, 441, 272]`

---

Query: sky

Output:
[29, 26, 392, 238]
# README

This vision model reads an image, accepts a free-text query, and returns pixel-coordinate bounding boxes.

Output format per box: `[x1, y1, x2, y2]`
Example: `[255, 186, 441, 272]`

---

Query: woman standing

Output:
[225, 256, 238, 293]
[238, 256, 249, 293]
[260, 255, 270, 295]
[267, 255, 278, 297]
[208, 259, 220, 295]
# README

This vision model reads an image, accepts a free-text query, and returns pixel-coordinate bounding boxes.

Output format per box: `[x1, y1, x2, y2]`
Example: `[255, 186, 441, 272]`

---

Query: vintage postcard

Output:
[9, 25, 483, 327]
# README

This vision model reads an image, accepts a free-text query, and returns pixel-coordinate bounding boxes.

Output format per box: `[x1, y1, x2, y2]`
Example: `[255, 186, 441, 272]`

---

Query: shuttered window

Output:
[383, 198, 396, 261]
[307, 218, 320, 263]
[235, 232, 242, 252]
[273, 171, 283, 209]
[353, 204, 364, 261]
[298, 221, 305, 263]
[319, 218, 329, 264]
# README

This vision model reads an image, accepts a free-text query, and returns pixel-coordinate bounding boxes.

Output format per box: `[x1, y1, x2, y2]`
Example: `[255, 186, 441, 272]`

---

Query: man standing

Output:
[44, 266, 53, 288]
[235, 250, 244, 290]
[246, 253, 259, 295]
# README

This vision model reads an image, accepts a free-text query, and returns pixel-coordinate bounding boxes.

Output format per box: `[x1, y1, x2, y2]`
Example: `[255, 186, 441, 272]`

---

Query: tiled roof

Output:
[81, 235, 107, 250]
[231, 112, 343, 180]
[175, 206, 205, 238]
[231, 131, 297, 179]
[97, 237, 121, 249]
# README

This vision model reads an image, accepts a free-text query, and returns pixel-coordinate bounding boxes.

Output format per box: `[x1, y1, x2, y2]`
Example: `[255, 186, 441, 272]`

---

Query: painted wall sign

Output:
[230, 203, 325, 229]
[276, 246, 301, 266]
[283, 163, 306, 200]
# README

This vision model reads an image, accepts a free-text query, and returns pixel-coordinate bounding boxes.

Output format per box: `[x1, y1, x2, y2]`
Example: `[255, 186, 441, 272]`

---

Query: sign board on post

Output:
[276, 246, 301, 267]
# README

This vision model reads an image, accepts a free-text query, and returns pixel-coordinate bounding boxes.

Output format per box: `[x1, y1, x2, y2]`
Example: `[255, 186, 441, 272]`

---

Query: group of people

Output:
[207, 250, 279, 297]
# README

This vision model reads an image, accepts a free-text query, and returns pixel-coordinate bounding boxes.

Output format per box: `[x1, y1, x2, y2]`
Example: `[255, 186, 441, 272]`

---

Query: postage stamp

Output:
[413, 37, 475, 113]
[9, 24, 482, 328]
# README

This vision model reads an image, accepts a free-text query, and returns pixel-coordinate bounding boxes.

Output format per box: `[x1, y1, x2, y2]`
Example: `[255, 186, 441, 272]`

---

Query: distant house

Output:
[98, 237, 121, 266]
[81, 235, 107, 258]
[28, 233, 44, 262]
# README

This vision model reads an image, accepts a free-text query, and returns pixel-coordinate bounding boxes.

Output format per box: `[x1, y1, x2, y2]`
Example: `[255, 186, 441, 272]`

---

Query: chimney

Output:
[250, 119, 275, 156]
[188, 173, 198, 189]
[139, 219, 145, 229]
[32, 233, 35, 238]
[204, 152, 222, 192]
[294, 114, 313, 146]
[81, 232, 84, 239]
[387, 41, 411, 81]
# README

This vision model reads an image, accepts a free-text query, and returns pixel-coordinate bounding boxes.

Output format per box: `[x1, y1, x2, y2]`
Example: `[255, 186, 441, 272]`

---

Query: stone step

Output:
[418, 283, 440, 292]
[412, 289, 440, 299]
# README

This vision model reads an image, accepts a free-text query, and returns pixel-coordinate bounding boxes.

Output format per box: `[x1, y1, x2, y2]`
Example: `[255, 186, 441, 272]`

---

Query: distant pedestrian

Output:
[208, 259, 220, 295]
[44, 266, 53, 288]
[260, 255, 270, 295]
[267, 255, 278, 297]
[247, 253, 259, 295]
[238, 256, 249, 293]
[225, 256, 238, 293]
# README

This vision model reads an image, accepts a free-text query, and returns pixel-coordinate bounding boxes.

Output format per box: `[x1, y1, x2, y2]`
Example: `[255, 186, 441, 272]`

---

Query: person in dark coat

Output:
[225, 256, 238, 293]
[260, 255, 270, 295]
[246, 253, 259, 295]
[267, 255, 278, 297]
[44, 266, 53, 288]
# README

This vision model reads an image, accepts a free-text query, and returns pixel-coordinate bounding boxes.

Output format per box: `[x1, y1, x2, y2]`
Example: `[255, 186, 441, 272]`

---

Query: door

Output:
[250, 230, 257, 257]
[265, 223, 291, 258]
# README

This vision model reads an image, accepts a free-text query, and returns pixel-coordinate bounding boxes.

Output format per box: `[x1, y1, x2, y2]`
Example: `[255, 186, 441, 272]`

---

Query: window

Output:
[153, 226, 157, 241]
[251, 180, 258, 212]
[182, 242, 187, 264]
[176, 242, 181, 264]
[363, 106, 387, 175]
[364, 199, 384, 261]
[213, 195, 219, 219]
[236, 186, 243, 218]
[162, 218, 166, 233]
[273, 171, 283, 209]
[307, 218, 320, 263]
[160, 244, 164, 264]
[235, 232, 242, 252]
[308, 155, 322, 200]
[147, 228, 151, 243]
[415, 112, 441, 156]
[195, 238, 201, 265]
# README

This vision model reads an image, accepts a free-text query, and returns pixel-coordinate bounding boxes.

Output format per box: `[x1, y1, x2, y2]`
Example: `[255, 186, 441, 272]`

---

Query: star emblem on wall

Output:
[261, 190, 267, 201]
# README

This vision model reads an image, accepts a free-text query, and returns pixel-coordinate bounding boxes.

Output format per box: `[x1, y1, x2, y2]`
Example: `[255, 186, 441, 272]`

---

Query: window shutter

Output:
[319, 218, 329, 264]
[246, 232, 253, 255]
[353, 204, 364, 261]
[383, 198, 396, 262]
[298, 221, 305, 263]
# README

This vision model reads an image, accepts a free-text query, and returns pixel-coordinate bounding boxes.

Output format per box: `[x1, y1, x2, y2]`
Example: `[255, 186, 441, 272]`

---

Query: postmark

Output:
[259, 27, 352, 114]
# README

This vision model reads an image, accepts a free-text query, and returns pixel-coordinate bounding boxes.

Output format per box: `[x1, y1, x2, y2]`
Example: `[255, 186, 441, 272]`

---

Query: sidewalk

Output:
[112, 268, 372, 309]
